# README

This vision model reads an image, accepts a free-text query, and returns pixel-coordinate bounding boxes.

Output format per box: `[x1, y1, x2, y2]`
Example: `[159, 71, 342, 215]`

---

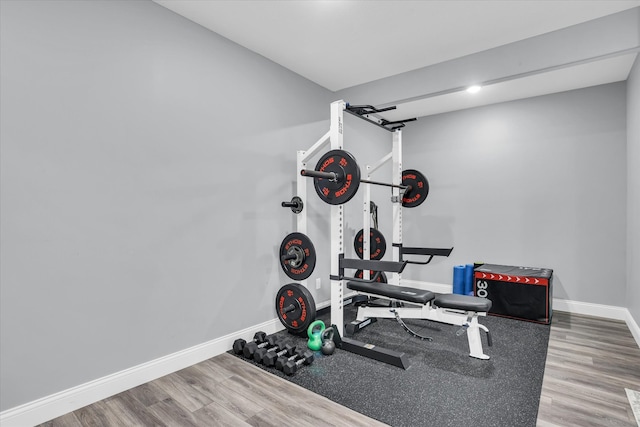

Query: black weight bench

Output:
[346, 281, 435, 305]
[433, 293, 492, 312]
[346, 281, 492, 312]
[345, 280, 493, 363]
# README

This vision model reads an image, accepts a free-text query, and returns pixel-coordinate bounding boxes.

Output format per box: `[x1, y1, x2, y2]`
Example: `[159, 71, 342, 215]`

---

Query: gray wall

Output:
[628, 56, 640, 324]
[0, 0, 636, 414]
[399, 84, 628, 307]
[0, 0, 332, 410]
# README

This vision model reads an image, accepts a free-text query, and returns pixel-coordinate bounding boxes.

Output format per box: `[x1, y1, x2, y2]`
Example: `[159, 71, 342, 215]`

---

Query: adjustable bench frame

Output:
[338, 258, 491, 367]
[346, 281, 491, 361]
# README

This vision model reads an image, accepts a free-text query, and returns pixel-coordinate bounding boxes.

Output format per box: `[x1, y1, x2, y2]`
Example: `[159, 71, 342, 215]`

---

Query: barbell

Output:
[300, 149, 429, 207]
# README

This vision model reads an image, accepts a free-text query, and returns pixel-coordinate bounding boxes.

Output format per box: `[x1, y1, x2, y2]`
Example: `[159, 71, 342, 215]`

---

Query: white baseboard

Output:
[552, 298, 640, 348]
[0, 318, 284, 427]
[553, 298, 640, 347]
[3, 290, 639, 427]
[401, 279, 452, 294]
[625, 309, 640, 349]
[552, 298, 628, 320]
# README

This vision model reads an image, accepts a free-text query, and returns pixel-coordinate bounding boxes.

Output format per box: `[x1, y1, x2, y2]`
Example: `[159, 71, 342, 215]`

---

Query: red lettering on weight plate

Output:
[335, 175, 352, 197]
[291, 264, 308, 275]
[285, 239, 302, 250]
[320, 157, 335, 171]
[404, 194, 421, 203]
[298, 297, 307, 321]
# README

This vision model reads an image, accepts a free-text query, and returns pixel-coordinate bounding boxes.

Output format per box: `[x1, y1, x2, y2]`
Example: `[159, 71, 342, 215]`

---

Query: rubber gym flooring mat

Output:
[230, 303, 551, 427]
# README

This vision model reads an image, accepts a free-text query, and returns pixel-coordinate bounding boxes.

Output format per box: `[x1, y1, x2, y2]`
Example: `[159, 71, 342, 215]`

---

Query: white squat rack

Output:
[294, 100, 408, 337]
[294, 100, 492, 368]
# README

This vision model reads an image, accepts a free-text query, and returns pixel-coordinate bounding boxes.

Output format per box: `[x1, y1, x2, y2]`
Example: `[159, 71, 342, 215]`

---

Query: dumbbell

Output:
[232, 331, 267, 355]
[275, 346, 310, 371]
[253, 339, 285, 363]
[283, 349, 315, 375]
[243, 335, 278, 359]
[263, 343, 296, 367]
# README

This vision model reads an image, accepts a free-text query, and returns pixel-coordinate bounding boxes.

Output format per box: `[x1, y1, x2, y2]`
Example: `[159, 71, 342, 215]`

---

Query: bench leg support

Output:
[466, 317, 490, 360]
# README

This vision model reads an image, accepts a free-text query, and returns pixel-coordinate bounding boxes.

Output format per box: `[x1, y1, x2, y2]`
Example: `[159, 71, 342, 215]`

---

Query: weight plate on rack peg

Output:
[279, 232, 316, 280]
[354, 228, 387, 260]
[401, 169, 429, 208]
[275, 283, 316, 335]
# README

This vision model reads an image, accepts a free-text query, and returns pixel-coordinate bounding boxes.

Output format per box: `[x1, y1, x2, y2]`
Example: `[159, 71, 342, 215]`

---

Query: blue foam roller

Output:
[453, 265, 465, 295]
[465, 264, 474, 295]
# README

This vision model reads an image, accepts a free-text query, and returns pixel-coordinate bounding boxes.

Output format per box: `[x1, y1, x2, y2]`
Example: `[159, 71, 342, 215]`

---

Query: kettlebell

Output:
[321, 328, 336, 356]
[307, 320, 325, 351]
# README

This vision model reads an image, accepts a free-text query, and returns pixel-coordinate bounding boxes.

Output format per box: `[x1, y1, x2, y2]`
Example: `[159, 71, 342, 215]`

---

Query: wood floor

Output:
[39, 311, 640, 427]
[38, 350, 386, 427]
[537, 311, 640, 427]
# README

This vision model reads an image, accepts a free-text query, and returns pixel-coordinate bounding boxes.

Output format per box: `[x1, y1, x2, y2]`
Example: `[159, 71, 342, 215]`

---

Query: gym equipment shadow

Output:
[229, 304, 550, 427]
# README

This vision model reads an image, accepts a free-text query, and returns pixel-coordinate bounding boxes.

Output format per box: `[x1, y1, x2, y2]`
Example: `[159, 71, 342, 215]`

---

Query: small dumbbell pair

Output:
[275, 348, 314, 375]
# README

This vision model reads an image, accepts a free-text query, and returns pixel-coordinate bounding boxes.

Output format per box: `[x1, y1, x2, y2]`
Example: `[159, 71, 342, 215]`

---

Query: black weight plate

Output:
[275, 283, 316, 335]
[354, 270, 388, 283]
[313, 149, 361, 205]
[354, 228, 386, 260]
[401, 169, 429, 208]
[290, 196, 303, 214]
[279, 232, 316, 280]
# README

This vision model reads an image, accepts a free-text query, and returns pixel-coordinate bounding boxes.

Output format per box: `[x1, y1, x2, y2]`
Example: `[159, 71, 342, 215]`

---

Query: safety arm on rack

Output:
[394, 245, 454, 265]
[331, 257, 409, 282]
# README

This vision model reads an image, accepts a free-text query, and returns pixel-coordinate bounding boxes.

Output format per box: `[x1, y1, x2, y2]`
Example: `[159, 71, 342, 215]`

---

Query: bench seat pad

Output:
[433, 294, 492, 312]
[347, 281, 435, 305]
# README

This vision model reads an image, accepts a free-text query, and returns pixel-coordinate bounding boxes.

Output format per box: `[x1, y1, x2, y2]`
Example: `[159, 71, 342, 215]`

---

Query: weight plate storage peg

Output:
[401, 169, 429, 208]
[281, 196, 303, 214]
[354, 228, 387, 260]
[308, 149, 361, 205]
[275, 283, 316, 335]
[279, 232, 316, 280]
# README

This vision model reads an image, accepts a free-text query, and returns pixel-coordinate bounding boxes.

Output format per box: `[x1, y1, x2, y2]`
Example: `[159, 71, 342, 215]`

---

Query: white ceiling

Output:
[154, 0, 640, 118]
[384, 53, 638, 121]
